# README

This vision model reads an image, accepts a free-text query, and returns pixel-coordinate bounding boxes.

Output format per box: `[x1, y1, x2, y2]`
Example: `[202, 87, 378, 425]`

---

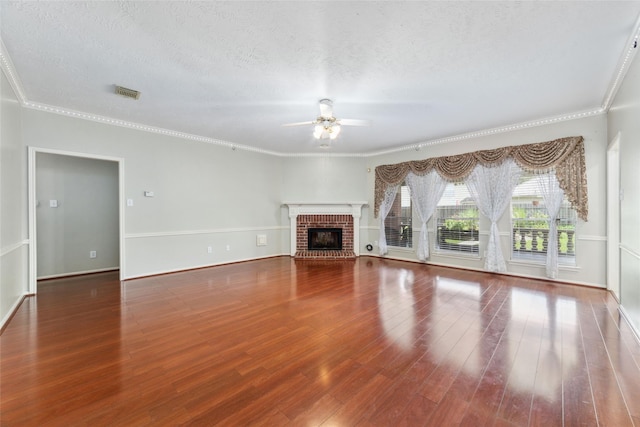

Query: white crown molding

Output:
[365, 108, 606, 157]
[19, 100, 607, 159]
[21, 101, 284, 157]
[0, 39, 27, 104]
[0, 28, 629, 158]
[601, 12, 640, 111]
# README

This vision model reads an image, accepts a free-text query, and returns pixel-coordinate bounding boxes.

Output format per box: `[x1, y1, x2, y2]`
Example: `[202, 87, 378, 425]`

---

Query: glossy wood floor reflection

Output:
[2, 257, 640, 426]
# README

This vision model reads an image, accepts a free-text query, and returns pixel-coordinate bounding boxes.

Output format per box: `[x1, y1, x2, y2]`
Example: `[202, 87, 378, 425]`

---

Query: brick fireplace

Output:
[283, 202, 367, 259]
[297, 215, 353, 258]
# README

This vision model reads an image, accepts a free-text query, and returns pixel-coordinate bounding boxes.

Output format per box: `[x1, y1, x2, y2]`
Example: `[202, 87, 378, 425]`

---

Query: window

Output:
[511, 173, 576, 265]
[384, 182, 412, 248]
[435, 182, 479, 255]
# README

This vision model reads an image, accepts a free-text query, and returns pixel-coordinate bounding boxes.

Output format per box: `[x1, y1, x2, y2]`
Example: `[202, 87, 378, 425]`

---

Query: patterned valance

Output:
[374, 136, 588, 221]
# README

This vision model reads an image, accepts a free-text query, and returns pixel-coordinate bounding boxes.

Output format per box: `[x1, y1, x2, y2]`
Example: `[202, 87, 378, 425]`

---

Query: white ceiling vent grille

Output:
[114, 85, 140, 100]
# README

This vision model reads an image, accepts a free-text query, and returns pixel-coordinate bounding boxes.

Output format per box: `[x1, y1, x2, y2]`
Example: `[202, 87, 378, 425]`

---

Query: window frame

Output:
[384, 181, 413, 249]
[433, 181, 480, 257]
[510, 173, 577, 266]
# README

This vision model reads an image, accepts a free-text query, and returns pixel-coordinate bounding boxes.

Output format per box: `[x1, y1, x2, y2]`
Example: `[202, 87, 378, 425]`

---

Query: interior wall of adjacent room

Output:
[36, 153, 119, 278]
[365, 114, 608, 287]
[608, 50, 640, 335]
[21, 109, 285, 279]
[0, 70, 28, 327]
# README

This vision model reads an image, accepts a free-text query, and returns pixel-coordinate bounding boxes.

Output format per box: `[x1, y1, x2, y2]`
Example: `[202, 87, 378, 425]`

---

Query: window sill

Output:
[432, 250, 481, 260]
[508, 259, 580, 271]
[387, 246, 414, 253]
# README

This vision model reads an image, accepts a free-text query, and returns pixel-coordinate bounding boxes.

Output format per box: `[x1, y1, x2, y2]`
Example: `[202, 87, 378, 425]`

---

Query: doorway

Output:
[607, 132, 621, 300]
[28, 147, 125, 293]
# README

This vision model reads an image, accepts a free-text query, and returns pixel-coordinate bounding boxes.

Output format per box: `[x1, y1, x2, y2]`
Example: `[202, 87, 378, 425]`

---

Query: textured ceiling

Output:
[2, 1, 640, 155]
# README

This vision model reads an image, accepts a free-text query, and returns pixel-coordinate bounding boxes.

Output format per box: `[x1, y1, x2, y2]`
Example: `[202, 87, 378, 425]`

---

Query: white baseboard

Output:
[619, 305, 640, 345]
[38, 267, 119, 280]
[122, 254, 289, 280]
[1, 294, 28, 332]
[360, 253, 604, 289]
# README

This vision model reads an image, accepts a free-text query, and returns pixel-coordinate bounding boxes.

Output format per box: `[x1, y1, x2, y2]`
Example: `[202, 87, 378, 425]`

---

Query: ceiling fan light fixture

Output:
[313, 124, 324, 139]
[285, 98, 369, 142]
[330, 124, 341, 139]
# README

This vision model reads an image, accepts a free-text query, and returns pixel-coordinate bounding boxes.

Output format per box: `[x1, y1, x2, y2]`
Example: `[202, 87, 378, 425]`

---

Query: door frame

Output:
[606, 132, 621, 300]
[28, 147, 125, 294]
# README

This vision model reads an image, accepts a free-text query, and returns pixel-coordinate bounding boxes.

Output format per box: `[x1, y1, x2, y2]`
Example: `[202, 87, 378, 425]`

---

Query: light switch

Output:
[49, 200, 58, 208]
[144, 191, 154, 197]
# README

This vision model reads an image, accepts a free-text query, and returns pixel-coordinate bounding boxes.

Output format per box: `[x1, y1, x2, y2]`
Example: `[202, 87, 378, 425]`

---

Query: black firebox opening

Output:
[308, 228, 342, 250]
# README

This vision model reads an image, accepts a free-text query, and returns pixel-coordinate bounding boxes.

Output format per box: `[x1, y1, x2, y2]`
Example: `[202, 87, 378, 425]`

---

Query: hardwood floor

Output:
[2, 256, 639, 426]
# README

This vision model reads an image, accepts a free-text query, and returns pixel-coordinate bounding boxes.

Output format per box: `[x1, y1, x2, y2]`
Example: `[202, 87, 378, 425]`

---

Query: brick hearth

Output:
[293, 250, 356, 259]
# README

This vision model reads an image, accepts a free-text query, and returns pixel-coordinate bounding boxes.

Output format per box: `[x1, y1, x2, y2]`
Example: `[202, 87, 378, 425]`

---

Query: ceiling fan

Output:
[283, 99, 370, 141]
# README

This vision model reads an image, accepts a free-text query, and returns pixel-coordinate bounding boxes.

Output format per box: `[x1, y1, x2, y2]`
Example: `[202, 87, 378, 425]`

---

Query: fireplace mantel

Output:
[283, 202, 367, 257]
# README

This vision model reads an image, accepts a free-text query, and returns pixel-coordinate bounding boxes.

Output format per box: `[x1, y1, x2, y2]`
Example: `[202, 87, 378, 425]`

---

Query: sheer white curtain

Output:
[405, 170, 447, 261]
[465, 158, 522, 272]
[536, 172, 565, 279]
[378, 185, 399, 255]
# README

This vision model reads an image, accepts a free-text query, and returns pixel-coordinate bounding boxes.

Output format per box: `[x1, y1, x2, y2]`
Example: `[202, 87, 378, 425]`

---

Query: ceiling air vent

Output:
[114, 85, 141, 100]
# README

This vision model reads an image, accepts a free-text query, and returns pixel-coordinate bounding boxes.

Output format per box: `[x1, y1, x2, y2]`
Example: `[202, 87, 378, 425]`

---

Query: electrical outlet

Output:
[89, 251, 97, 258]
[226, 245, 230, 251]
[207, 246, 212, 254]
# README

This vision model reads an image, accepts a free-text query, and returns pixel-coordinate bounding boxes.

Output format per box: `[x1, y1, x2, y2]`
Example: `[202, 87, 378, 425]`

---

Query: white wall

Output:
[608, 51, 640, 334]
[281, 156, 368, 201]
[280, 155, 370, 253]
[36, 153, 119, 278]
[365, 115, 609, 287]
[21, 109, 286, 279]
[1, 70, 29, 328]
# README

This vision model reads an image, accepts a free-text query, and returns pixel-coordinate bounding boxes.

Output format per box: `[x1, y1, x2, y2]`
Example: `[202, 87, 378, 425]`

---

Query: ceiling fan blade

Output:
[282, 121, 316, 127]
[338, 119, 370, 126]
[319, 99, 334, 118]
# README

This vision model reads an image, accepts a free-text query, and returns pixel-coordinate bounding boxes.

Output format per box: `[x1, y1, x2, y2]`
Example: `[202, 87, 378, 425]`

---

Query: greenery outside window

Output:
[435, 182, 479, 255]
[384, 182, 412, 248]
[511, 174, 577, 265]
